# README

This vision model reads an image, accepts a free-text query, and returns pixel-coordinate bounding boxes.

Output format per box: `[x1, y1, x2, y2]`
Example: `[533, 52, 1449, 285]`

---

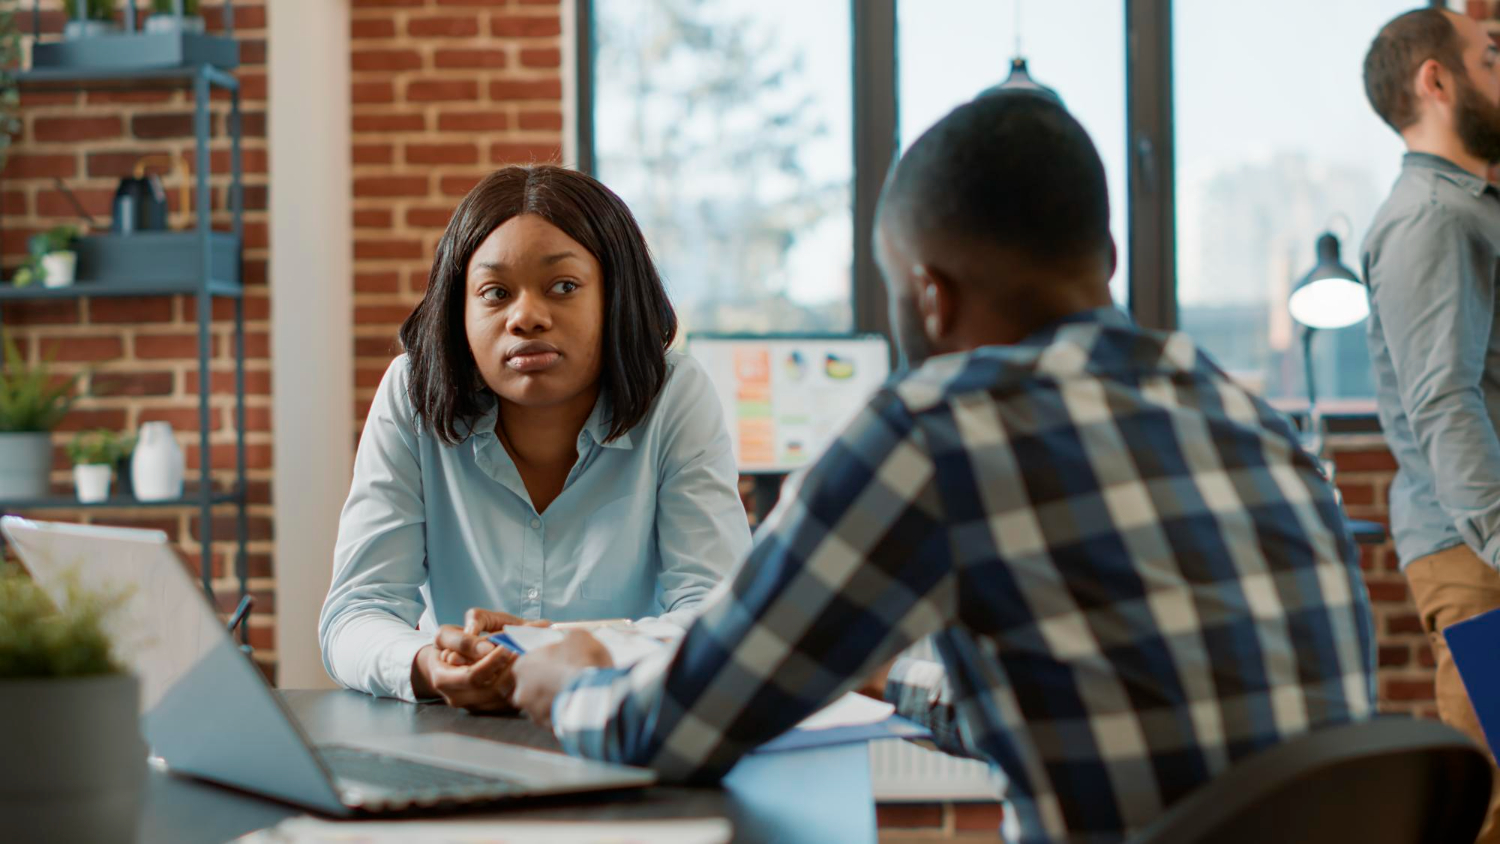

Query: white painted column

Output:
[267, 0, 351, 689]
[560, 0, 580, 168]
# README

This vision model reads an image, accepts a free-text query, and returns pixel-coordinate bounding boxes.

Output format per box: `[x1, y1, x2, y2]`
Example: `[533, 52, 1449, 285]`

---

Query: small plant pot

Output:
[0, 674, 146, 844]
[41, 251, 77, 288]
[144, 14, 206, 34]
[73, 464, 112, 504]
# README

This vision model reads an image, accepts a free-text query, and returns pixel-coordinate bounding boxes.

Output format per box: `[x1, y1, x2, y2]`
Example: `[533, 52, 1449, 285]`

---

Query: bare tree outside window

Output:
[593, 0, 854, 335]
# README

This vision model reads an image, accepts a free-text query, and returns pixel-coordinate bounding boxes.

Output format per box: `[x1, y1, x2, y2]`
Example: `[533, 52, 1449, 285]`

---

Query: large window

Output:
[1174, 0, 1409, 400]
[584, 0, 1446, 403]
[592, 0, 854, 334]
[898, 0, 1128, 304]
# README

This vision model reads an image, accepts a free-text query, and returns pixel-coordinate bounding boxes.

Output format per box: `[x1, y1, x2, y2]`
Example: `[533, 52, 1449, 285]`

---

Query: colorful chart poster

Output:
[689, 336, 891, 472]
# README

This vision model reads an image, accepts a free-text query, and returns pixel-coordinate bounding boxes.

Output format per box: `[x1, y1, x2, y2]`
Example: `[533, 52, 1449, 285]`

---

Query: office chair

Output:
[1130, 717, 1491, 844]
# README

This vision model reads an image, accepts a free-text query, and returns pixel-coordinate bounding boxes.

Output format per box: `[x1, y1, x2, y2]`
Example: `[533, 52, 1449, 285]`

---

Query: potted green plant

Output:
[0, 566, 145, 842]
[13, 225, 81, 289]
[67, 429, 124, 503]
[145, 0, 204, 34]
[63, 0, 118, 40]
[0, 333, 81, 499]
[0, 6, 22, 177]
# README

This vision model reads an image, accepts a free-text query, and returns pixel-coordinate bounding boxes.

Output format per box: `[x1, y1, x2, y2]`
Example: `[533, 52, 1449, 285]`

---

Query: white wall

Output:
[268, 0, 351, 689]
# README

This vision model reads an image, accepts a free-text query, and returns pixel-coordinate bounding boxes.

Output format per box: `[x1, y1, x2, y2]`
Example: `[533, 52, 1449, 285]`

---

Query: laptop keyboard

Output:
[319, 745, 521, 806]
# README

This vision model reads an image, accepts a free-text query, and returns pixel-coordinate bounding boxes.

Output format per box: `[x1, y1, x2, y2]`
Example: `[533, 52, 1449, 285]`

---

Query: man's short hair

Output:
[879, 92, 1111, 270]
[1364, 8, 1466, 131]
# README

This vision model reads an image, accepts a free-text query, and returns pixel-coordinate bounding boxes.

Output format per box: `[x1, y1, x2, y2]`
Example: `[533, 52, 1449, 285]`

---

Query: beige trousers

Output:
[1407, 544, 1500, 844]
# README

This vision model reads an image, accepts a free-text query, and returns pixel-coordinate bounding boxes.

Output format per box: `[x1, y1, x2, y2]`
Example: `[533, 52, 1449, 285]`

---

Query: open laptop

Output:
[2, 517, 656, 815]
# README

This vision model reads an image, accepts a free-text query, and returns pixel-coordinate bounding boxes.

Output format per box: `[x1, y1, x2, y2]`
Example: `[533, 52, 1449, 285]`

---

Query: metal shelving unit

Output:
[0, 39, 249, 608]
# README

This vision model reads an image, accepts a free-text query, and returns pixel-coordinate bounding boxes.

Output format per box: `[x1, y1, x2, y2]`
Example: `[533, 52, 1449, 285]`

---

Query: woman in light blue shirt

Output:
[320, 166, 751, 707]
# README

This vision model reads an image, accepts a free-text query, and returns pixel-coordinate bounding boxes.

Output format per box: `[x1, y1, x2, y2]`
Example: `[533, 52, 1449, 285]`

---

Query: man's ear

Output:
[1414, 57, 1452, 106]
[912, 265, 957, 343]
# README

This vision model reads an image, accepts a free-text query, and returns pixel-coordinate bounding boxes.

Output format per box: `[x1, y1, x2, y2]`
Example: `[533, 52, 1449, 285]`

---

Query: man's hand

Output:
[409, 642, 518, 712]
[858, 656, 898, 700]
[510, 630, 613, 727]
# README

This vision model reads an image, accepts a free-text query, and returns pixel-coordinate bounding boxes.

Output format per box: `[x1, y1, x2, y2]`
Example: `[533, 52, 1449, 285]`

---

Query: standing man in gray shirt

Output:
[1364, 8, 1500, 840]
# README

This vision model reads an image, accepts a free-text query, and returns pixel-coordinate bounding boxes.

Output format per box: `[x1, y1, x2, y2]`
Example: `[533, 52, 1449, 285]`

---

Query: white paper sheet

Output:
[794, 692, 896, 731]
[237, 817, 731, 844]
[500, 625, 666, 668]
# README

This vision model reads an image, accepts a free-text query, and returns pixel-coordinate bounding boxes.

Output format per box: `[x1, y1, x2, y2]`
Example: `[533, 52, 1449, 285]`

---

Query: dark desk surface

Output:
[140, 689, 875, 844]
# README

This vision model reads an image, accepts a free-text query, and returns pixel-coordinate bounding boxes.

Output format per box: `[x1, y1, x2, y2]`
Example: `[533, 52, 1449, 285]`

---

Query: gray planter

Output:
[63, 19, 120, 39]
[0, 431, 54, 499]
[0, 674, 147, 844]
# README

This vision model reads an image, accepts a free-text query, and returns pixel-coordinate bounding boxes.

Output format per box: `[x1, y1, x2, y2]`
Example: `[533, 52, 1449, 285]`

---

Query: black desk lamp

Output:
[1288, 229, 1369, 442]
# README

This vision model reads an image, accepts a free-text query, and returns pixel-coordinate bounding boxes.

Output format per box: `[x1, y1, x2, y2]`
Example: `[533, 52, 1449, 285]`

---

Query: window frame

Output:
[573, 0, 1451, 339]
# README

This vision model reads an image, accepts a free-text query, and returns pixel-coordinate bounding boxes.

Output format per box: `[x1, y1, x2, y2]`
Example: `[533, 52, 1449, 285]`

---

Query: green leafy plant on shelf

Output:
[0, 6, 20, 178]
[0, 332, 81, 433]
[12, 225, 80, 288]
[151, 0, 200, 14]
[67, 429, 127, 467]
[0, 564, 126, 679]
[69, 0, 118, 22]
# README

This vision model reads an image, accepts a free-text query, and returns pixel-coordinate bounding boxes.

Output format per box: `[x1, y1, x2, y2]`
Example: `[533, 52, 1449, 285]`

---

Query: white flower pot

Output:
[0, 674, 146, 844]
[41, 251, 77, 288]
[131, 421, 184, 502]
[74, 463, 113, 503]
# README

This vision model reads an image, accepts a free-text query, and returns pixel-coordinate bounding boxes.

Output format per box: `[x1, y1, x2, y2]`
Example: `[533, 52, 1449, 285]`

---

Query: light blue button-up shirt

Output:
[319, 352, 752, 701]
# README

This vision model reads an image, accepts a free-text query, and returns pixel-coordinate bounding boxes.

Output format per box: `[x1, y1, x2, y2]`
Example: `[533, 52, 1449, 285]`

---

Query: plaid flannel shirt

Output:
[551, 306, 1376, 843]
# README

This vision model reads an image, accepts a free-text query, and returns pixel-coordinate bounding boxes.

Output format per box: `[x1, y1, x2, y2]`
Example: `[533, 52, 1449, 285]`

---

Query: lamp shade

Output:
[1288, 232, 1369, 330]
[979, 57, 1063, 105]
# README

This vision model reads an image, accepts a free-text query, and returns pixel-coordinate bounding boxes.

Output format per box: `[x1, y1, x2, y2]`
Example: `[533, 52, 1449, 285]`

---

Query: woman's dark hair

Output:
[398, 165, 678, 446]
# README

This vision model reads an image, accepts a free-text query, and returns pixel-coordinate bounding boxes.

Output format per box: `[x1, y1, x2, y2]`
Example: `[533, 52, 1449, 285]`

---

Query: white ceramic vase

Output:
[131, 422, 184, 502]
[41, 251, 76, 288]
[73, 464, 112, 503]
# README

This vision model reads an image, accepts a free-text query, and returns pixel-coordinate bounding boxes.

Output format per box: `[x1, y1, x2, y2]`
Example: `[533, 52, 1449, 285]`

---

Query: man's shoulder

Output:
[888, 323, 1192, 415]
[888, 347, 1042, 416]
[1367, 170, 1500, 255]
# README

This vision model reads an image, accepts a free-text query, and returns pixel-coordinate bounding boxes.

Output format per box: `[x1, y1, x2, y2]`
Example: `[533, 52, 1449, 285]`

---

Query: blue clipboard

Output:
[487, 632, 526, 654]
[753, 714, 931, 754]
[1443, 607, 1500, 753]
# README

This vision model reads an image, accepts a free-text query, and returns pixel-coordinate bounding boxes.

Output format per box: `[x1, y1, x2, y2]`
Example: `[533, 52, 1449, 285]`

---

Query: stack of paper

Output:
[793, 692, 895, 731]
[237, 817, 732, 843]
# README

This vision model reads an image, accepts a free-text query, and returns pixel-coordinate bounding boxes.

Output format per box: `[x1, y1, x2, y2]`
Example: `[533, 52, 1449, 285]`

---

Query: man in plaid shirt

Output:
[509, 93, 1376, 842]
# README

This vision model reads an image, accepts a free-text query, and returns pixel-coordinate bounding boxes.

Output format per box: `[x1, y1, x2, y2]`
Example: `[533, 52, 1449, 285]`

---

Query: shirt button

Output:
[530, 518, 541, 529]
[528, 588, 539, 599]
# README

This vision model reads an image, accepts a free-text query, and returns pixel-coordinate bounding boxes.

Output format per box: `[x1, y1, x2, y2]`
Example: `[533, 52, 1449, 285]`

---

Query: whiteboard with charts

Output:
[687, 334, 891, 473]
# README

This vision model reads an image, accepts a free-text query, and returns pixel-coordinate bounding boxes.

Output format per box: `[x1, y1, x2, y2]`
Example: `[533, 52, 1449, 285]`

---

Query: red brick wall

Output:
[0, 2, 275, 671]
[348, 0, 564, 432]
[1330, 437, 1436, 719]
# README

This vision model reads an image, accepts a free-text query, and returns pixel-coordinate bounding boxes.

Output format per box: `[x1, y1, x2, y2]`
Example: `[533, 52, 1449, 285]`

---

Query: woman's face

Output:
[464, 214, 605, 412]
